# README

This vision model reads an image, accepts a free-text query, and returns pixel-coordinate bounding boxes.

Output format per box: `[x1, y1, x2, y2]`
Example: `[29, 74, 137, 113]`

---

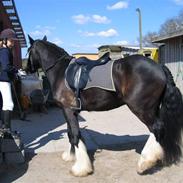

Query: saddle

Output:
[65, 52, 110, 93]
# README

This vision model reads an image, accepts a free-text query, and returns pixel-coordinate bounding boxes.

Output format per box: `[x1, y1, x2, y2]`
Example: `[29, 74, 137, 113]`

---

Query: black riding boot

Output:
[1, 110, 11, 131]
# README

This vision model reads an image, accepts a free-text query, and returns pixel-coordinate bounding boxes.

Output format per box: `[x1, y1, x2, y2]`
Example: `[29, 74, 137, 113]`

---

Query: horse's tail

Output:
[159, 65, 183, 165]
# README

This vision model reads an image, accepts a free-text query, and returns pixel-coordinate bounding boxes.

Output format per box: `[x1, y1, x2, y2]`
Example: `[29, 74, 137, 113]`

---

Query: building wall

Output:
[159, 36, 183, 64]
[158, 36, 183, 94]
[0, 2, 22, 68]
[72, 53, 99, 60]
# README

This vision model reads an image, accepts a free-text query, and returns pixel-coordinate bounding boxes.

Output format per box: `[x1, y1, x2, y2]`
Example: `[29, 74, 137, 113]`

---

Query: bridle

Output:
[27, 41, 73, 73]
[44, 55, 70, 72]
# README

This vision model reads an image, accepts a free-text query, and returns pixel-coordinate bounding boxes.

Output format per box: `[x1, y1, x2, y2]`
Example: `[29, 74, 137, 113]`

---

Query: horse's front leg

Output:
[62, 108, 93, 177]
[62, 123, 75, 162]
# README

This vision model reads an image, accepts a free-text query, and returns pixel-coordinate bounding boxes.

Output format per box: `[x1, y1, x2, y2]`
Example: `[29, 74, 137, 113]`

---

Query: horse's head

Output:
[27, 35, 72, 74]
[27, 35, 47, 73]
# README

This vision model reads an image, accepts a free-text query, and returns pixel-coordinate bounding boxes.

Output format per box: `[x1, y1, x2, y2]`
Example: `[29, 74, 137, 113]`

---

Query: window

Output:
[144, 53, 151, 58]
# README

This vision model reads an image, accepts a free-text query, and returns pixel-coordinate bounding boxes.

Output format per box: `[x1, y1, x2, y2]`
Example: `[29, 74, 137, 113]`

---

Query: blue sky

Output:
[15, 0, 183, 57]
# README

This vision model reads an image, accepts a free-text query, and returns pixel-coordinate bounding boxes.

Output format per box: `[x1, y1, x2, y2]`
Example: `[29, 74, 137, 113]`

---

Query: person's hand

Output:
[17, 69, 26, 76]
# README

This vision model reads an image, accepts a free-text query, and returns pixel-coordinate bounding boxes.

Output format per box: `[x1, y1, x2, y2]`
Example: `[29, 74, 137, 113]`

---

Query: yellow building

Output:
[138, 48, 159, 62]
[72, 53, 99, 60]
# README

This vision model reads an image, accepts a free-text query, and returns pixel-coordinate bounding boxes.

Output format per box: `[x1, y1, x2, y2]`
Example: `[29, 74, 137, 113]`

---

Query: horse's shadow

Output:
[26, 128, 148, 154]
[82, 129, 148, 153]
[17, 107, 148, 154]
[12, 106, 148, 155]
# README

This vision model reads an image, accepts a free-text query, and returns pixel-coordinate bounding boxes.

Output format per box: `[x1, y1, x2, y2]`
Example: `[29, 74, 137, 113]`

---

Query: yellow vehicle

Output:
[138, 47, 158, 62]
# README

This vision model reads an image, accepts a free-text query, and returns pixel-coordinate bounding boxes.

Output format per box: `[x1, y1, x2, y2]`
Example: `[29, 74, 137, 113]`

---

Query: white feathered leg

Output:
[137, 133, 164, 174]
[71, 139, 93, 177]
[62, 145, 75, 162]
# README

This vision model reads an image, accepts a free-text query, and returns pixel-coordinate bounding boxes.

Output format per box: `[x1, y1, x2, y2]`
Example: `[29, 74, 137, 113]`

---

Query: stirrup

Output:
[71, 98, 81, 110]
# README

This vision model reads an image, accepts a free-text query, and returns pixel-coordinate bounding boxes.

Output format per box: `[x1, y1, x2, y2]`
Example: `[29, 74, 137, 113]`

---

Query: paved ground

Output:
[0, 105, 183, 183]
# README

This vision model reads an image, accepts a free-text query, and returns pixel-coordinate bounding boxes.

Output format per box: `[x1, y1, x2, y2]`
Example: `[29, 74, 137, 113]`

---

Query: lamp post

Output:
[136, 8, 143, 51]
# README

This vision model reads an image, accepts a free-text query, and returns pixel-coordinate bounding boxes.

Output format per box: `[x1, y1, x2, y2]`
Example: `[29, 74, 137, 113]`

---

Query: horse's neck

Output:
[37, 44, 72, 90]
[45, 58, 70, 90]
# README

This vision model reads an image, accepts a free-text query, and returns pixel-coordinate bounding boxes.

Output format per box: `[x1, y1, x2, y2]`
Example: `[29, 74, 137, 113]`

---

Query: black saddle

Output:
[65, 52, 110, 92]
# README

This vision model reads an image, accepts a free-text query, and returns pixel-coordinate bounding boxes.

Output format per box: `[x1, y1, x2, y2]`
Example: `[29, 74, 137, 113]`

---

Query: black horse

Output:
[27, 35, 183, 177]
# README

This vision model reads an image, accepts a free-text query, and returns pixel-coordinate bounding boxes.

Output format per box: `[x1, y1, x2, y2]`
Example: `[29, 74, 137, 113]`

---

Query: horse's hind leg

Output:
[137, 116, 165, 174]
[62, 108, 93, 177]
[137, 131, 164, 174]
[128, 106, 164, 174]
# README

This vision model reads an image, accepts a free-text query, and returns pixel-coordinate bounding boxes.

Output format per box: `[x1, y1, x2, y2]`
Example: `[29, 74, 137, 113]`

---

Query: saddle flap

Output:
[65, 52, 112, 91]
[65, 62, 89, 90]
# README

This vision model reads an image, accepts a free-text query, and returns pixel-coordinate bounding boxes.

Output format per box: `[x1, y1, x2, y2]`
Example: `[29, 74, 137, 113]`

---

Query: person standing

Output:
[0, 28, 18, 132]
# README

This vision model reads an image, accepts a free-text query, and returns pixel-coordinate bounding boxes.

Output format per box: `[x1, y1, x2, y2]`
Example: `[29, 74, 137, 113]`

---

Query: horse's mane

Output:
[37, 40, 73, 61]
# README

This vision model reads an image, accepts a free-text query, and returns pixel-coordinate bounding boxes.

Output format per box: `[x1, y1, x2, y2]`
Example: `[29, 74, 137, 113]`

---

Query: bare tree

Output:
[139, 9, 183, 46]
[159, 18, 179, 35]
[159, 10, 183, 35]
[141, 32, 158, 47]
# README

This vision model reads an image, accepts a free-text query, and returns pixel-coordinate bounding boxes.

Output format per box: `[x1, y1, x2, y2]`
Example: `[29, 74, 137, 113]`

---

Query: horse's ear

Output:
[28, 35, 34, 45]
[43, 35, 47, 41]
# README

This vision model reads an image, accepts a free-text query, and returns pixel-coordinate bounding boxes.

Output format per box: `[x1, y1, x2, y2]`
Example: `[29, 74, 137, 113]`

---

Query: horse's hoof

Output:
[62, 151, 75, 162]
[70, 164, 93, 177]
[137, 157, 156, 174]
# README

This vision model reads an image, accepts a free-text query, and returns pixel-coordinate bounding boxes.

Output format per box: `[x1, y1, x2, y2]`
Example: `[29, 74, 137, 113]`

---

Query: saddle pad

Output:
[84, 60, 116, 91]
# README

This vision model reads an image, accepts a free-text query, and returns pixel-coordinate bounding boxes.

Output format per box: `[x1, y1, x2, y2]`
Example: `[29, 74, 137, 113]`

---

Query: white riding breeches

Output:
[0, 81, 14, 111]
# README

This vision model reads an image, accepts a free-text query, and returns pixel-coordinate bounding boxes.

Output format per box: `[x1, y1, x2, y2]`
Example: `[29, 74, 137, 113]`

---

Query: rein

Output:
[44, 54, 68, 72]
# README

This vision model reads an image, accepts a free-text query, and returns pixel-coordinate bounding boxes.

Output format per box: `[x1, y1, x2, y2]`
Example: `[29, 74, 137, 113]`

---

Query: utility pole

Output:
[136, 8, 143, 51]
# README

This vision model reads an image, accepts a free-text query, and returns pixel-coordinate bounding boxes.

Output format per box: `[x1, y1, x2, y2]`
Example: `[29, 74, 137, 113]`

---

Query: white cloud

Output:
[174, 0, 183, 5]
[30, 25, 56, 38]
[115, 40, 129, 45]
[52, 38, 63, 46]
[44, 26, 56, 30]
[30, 30, 51, 37]
[72, 14, 110, 24]
[29, 25, 63, 47]
[107, 1, 128, 10]
[86, 29, 117, 37]
[98, 29, 118, 37]
[83, 32, 96, 37]
[72, 14, 90, 24]
[81, 29, 118, 37]
[91, 15, 110, 24]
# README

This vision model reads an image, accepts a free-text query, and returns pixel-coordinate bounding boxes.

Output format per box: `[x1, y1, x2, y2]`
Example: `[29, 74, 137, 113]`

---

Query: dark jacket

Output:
[0, 47, 17, 82]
